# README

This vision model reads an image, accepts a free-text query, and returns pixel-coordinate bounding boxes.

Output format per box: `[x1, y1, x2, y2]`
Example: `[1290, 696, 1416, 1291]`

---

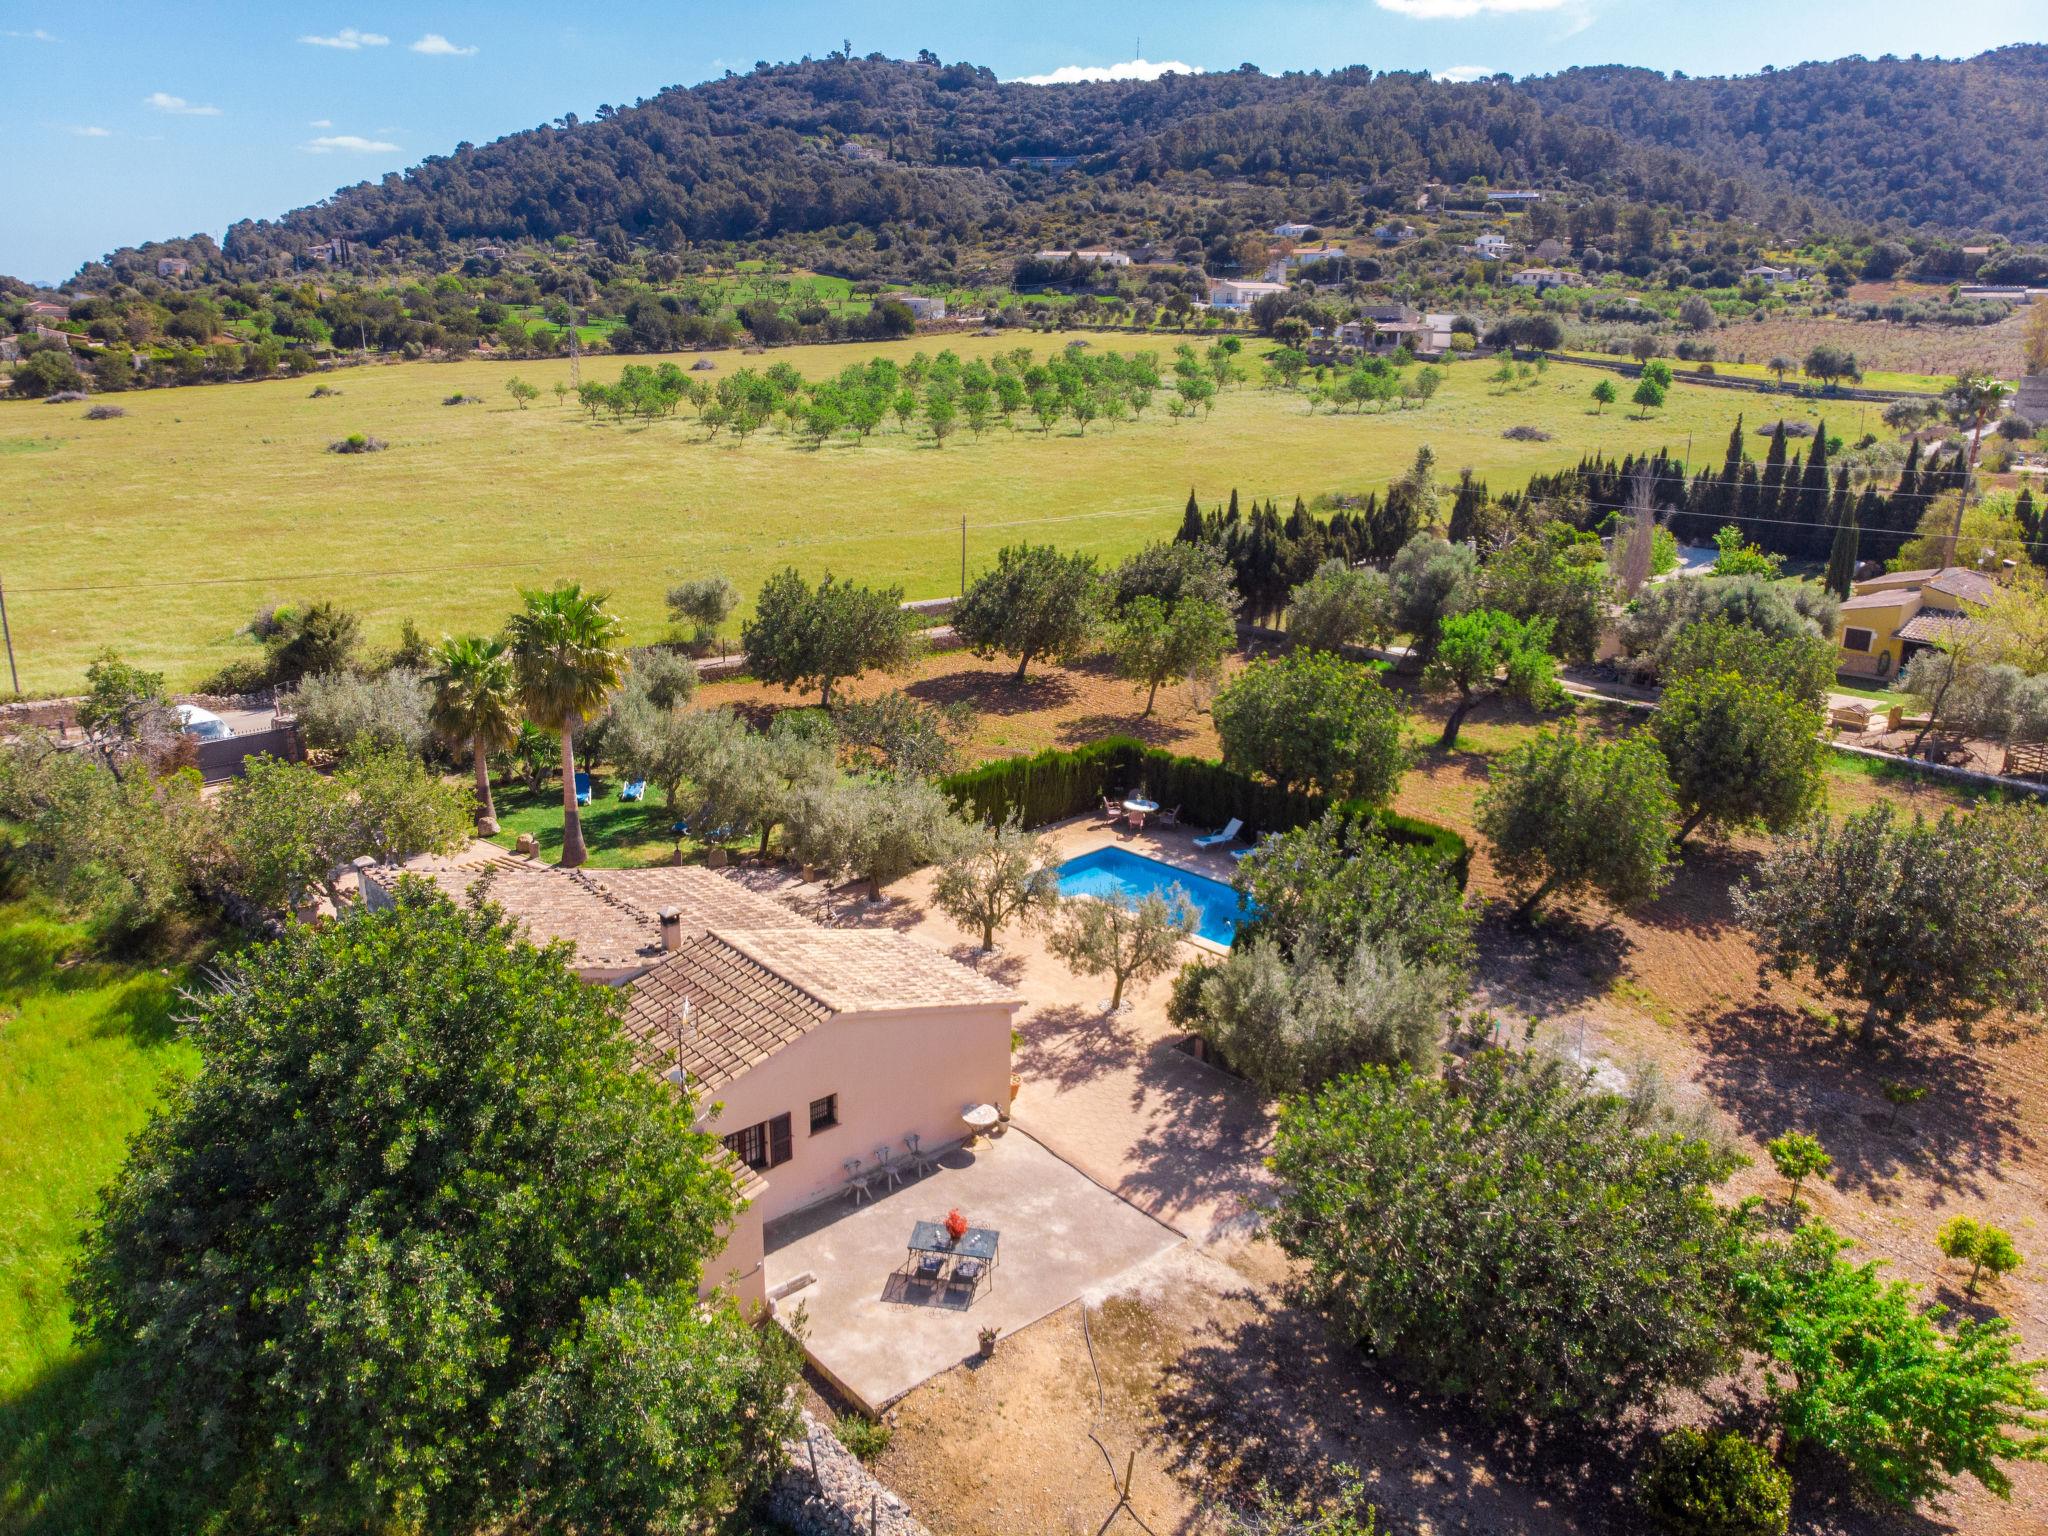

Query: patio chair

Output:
[948, 1258, 986, 1301]
[903, 1132, 933, 1178]
[842, 1157, 873, 1206]
[619, 779, 647, 802]
[872, 1145, 904, 1192]
[1193, 816, 1242, 849]
[1099, 795, 1123, 824]
[1157, 806, 1181, 828]
[573, 771, 593, 806]
[913, 1251, 948, 1286]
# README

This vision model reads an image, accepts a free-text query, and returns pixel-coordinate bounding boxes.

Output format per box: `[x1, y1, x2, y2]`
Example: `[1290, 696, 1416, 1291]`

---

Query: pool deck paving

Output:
[736, 817, 1278, 1247]
[763, 1126, 1183, 1413]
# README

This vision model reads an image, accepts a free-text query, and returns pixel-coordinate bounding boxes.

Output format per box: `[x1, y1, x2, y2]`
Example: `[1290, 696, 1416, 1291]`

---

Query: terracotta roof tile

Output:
[369, 846, 795, 971]
[1896, 610, 1978, 644]
[621, 929, 1022, 1091]
[1924, 568, 1998, 605]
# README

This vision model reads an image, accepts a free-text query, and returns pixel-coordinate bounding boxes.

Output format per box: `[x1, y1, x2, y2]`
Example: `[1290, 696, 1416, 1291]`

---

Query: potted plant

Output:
[977, 1325, 999, 1358]
[945, 1208, 969, 1241]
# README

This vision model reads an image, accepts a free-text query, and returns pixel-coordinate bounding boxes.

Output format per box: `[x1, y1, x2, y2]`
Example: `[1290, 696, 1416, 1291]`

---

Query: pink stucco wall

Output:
[692, 1004, 1019, 1227]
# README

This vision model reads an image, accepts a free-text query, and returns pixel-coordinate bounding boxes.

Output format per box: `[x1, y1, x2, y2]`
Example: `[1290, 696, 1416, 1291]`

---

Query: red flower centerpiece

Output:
[945, 1208, 969, 1241]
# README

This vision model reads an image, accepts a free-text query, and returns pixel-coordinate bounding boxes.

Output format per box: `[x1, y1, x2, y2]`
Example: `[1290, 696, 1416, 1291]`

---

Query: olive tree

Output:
[1735, 802, 2048, 1045]
[1477, 725, 1679, 920]
[931, 813, 1063, 950]
[68, 885, 798, 1533]
[1386, 533, 1478, 666]
[1050, 886, 1197, 1011]
[1285, 560, 1391, 655]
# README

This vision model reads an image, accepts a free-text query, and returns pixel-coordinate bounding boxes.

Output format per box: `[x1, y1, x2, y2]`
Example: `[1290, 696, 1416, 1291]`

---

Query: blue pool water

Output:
[1056, 847, 1249, 946]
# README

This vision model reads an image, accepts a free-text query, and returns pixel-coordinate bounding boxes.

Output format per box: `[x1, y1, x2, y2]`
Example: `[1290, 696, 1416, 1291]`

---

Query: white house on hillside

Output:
[1745, 264, 1799, 285]
[1037, 248, 1132, 267]
[1508, 267, 1573, 291]
[1272, 221, 1315, 239]
[884, 292, 947, 320]
[1207, 277, 1288, 310]
[1471, 233, 1512, 260]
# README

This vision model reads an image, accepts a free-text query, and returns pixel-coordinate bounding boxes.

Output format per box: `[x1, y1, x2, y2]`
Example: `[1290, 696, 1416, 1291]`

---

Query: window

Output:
[723, 1112, 793, 1172]
[809, 1094, 839, 1135]
[1842, 627, 1874, 654]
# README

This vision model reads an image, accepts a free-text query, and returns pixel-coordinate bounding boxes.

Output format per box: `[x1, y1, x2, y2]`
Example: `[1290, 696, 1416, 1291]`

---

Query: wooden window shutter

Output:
[768, 1113, 793, 1168]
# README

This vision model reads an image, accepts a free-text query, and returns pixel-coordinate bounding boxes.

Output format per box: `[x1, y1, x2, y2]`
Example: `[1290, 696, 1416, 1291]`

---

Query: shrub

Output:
[1634, 1429, 1790, 1536]
[1272, 1050, 1747, 1423]
[1212, 650, 1404, 802]
[287, 667, 433, 756]
[327, 433, 387, 453]
[937, 737, 1469, 883]
[1501, 424, 1552, 441]
[84, 403, 126, 420]
[831, 1413, 893, 1464]
[308, 384, 340, 397]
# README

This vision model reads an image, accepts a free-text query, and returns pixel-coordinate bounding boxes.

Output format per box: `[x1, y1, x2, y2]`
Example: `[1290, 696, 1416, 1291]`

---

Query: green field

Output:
[4, 332, 1823, 692]
[0, 899, 197, 1533]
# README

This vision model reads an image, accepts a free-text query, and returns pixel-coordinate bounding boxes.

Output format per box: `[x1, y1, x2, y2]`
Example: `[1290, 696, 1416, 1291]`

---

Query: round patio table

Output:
[961, 1102, 1000, 1146]
[1122, 797, 1159, 815]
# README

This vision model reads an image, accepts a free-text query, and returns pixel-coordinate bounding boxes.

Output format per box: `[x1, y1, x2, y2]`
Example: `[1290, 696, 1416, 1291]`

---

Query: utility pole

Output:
[959, 515, 967, 599]
[0, 577, 19, 696]
[568, 312, 582, 390]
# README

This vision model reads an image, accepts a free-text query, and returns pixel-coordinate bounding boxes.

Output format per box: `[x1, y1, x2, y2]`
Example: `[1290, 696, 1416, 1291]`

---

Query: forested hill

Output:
[209, 46, 2048, 267]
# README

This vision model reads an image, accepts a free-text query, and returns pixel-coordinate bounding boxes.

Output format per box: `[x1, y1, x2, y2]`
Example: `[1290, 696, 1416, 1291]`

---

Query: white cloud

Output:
[1377, 0, 1568, 16]
[4, 27, 58, 41]
[299, 27, 389, 49]
[1014, 57, 1202, 86]
[309, 117, 333, 127]
[305, 133, 400, 153]
[145, 91, 222, 116]
[409, 33, 477, 56]
[69, 124, 113, 137]
[1435, 64, 1497, 81]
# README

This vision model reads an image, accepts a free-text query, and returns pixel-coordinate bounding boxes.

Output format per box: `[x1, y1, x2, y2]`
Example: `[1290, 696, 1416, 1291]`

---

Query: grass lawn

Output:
[485, 776, 717, 868]
[5, 332, 1806, 693]
[0, 898, 198, 1534]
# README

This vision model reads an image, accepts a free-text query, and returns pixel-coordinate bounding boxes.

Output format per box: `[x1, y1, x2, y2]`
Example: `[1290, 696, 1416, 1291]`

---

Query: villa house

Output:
[1036, 248, 1132, 267]
[1508, 267, 1573, 290]
[1470, 233, 1512, 261]
[1272, 221, 1315, 239]
[155, 257, 190, 278]
[885, 292, 947, 320]
[1745, 264, 1799, 286]
[1834, 566, 2001, 680]
[1207, 277, 1288, 311]
[362, 849, 1022, 1311]
[1269, 243, 1348, 277]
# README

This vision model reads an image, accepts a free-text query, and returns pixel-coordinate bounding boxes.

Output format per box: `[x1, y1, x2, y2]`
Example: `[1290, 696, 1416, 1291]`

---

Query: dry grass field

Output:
[2, 331, 1815, 693]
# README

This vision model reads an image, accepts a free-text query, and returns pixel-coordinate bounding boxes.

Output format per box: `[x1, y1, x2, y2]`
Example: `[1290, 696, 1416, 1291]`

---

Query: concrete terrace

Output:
[764, 1128, 1182, 1413]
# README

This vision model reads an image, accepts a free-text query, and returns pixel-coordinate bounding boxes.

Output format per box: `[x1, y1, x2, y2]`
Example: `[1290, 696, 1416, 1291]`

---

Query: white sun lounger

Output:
[1193, 817, 1243, 849]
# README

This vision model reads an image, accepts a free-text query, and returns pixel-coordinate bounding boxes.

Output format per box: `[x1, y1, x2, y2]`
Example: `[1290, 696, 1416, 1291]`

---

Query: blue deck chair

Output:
[619, 779, 647, 803]
[574, 771, 593, 806]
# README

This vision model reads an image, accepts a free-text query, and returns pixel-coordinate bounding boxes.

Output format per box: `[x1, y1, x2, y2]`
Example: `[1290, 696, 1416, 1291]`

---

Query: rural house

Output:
[1508, 266, 1573, 290]
[1470, 233, 1512, 260]
[154, 256, 190, 278]
[884, 291, 947, 320]
[1271, 221, 1314, 238]
[1834, 566, 2001, 680]
[1207, 277, 1288, 310]
[363, 850, 1021, 1310]
[1744, 263, 1799, 285]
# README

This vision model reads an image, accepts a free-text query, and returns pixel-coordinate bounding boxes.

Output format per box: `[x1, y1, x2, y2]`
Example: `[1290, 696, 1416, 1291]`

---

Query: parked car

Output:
[175, 704, 234, 742]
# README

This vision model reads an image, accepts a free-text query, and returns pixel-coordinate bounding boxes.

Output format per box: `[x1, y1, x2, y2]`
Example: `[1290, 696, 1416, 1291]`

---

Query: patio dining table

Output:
[907, 1219, 1001, 1274]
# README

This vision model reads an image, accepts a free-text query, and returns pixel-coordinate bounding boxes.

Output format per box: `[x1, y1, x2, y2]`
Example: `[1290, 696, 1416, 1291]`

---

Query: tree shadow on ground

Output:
[1053, 710, 1199, 749]
[1113, 1041, 1276, 1241]
[1471, 905, 1635, 1019]
[1692, 1002, 2032, 1203]
[907, 668, 1078, 717]
[1630, 843, 1753, 940]
[942, 944, 1028, 990]
[1012, 1001, 1150, 1095]
[1152, 1279, 1633, 1536]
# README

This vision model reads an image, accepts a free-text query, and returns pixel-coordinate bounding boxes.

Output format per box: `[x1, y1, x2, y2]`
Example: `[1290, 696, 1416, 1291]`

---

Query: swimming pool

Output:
[1056, 847, 1249, 947]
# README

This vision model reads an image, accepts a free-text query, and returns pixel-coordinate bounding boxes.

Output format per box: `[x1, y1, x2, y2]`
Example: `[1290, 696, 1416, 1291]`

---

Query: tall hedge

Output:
[939, 737, 1469, 887]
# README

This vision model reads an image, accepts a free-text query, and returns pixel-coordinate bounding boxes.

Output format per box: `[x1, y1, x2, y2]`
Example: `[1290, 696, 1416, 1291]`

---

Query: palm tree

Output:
[428, 635, 520, 835]
[505, 584, 627, 867]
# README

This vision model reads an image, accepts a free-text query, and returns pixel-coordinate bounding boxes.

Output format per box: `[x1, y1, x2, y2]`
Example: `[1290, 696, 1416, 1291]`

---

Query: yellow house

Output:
[1834, 566, 1999, 680]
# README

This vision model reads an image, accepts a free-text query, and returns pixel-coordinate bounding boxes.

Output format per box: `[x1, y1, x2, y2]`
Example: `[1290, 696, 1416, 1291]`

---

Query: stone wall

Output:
[767, 1412, 931, 1536]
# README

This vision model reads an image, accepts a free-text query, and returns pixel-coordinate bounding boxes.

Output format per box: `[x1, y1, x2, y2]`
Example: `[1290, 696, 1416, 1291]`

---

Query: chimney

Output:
[659, 907, 682, 951]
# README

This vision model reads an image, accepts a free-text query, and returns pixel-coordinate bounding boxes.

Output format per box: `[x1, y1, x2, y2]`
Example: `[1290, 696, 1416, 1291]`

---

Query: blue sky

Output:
[1, 0, 2041, 283]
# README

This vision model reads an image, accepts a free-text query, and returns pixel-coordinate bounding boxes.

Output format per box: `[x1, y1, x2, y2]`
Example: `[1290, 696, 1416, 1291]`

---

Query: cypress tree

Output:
[1825, 477, 1860, 599]
[1796, 422, 1832, 559]
[1758, 427, 1789, 547]
[1177, 488, 1204, 544]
